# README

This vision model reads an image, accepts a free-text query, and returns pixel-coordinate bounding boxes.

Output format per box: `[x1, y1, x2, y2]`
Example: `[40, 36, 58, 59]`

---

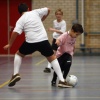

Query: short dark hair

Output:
[71, 23, 83, 33]
[18, 3, 28, 14]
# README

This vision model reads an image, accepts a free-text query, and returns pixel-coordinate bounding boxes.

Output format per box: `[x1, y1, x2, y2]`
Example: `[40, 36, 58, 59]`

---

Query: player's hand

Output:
[55, 39, 60, 46]
[3, 44, 11, 50]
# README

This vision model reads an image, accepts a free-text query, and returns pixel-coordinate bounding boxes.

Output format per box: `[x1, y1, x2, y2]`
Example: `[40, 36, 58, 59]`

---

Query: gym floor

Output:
[0, 55, 100, 100]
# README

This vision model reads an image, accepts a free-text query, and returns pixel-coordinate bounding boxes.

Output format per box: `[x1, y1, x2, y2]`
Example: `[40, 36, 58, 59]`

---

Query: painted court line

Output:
[0, 80, 10, 88]
[0, 59, 46, 88]
[35, 58, 46, 66]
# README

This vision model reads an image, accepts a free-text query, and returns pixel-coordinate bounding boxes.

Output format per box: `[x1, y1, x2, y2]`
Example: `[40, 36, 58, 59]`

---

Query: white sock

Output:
[14, 54, 22, 75]
[51, 59, 64, 82]
[47, 62, 51, 69]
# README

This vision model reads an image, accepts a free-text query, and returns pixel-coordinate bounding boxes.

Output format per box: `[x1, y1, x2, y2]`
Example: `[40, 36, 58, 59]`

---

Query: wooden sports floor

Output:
[0, 55, 100, 100]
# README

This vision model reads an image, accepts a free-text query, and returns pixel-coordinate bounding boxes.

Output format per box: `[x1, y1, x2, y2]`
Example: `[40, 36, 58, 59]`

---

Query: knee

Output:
[16, 51, 25, 58]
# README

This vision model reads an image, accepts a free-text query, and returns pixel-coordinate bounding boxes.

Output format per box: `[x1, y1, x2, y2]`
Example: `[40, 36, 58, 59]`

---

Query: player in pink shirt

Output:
[51, 23, 84, 87]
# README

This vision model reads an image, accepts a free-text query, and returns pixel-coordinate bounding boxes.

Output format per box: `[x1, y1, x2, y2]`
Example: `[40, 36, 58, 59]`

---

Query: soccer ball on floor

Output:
[66, 75, 78, 87]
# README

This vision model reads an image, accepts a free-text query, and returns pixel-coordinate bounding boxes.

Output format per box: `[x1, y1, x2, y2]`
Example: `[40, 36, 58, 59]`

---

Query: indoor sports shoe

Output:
[43, 68, 51, 73]
[51, 81, 56, 86]
[8, 74, 21, 87]
[58, 81, 72, 88]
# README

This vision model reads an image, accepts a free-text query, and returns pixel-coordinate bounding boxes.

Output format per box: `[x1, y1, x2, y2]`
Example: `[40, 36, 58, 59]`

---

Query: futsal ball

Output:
[66, 75, 78, 87]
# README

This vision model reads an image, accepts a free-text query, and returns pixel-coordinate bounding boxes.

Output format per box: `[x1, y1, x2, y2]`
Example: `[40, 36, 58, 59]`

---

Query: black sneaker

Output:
[51, 81, 56, 86]
[51, 67, 53, 70]
[8, 74, 21, 87]
[43, 68, 51, 73]
[58, 80, 72, 88]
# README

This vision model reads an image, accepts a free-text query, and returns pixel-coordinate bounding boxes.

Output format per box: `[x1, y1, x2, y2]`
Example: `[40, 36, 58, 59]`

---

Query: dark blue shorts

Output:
[19, 40, 54, 57]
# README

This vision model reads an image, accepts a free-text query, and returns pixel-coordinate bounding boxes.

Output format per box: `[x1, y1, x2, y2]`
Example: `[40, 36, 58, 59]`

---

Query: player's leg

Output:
[51, 56, 63, 86]
[44, 50, 56, 73]
[63, 54, 72, 79]
[51, 71, 57, 86]
[46, 54, 64, 82]
[57, 53, 72, 87]
[8, 41, 35, 87]
[44, 39, 57, 73]
[8, 51, 25, 87]
[47, 55, 72, 87]
[43, 62, 51, 73]
[39, 40, 70, 87]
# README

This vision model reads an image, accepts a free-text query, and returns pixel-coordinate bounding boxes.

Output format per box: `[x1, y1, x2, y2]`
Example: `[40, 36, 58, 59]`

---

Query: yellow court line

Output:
[0, 80, 10, 88]
[35, 58, 46, 66]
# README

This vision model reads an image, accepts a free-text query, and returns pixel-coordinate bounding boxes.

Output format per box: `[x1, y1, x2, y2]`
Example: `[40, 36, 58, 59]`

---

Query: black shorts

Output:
[51, 39, 58, 51]
[19, 40, 54, 57]
[58, 53, 72, 69]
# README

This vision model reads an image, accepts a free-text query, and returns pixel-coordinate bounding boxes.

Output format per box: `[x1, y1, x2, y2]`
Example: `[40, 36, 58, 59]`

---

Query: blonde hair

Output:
[55, 8, 63, 15]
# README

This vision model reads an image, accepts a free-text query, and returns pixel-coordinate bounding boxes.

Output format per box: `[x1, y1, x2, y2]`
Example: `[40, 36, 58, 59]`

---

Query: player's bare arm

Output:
[41, 8, 50, 21]
[48, 28, 63, 34]
[3, 32, 18, 50]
